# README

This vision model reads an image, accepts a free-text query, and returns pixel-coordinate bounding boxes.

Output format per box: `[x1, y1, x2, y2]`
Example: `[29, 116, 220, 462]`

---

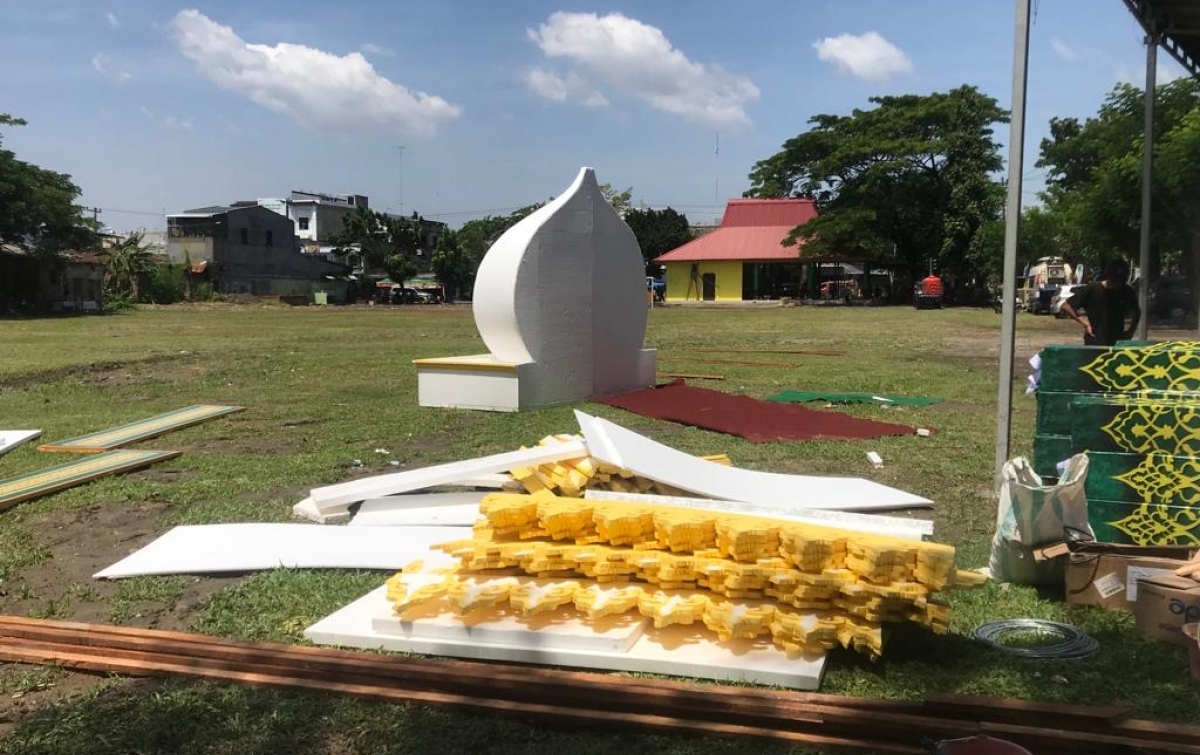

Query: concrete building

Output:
[166, 204, 351, 300]
[283, 191, 368, 252]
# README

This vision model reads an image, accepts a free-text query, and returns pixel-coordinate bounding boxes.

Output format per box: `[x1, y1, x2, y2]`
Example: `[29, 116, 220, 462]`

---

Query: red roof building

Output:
[653, 198, 816, 301]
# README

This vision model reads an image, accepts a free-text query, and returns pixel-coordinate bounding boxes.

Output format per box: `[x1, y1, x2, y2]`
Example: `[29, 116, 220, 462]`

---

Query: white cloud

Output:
[527, 11, 758, 129]
[168, 10, 460, 136]
[91, 53, 132, 83]
[525, 67, 608, 108]
[1051, 38, 1081, 63]
[361, 43, 395, 57]
[106, 12, 120, 29]
[141, 105, 193, 131]
[813, 31, 913, 81]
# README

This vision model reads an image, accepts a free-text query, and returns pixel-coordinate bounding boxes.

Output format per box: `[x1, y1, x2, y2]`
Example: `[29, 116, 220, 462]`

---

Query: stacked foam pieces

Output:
[508, 434, 731, 499]
[386, 493, 983, 660]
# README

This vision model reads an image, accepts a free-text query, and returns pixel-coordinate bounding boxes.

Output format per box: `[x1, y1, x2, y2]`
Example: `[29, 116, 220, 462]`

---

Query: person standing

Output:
[1060, 259, 1141, 346]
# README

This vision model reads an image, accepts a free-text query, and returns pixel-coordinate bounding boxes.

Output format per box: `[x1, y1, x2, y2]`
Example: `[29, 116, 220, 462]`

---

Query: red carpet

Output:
[599, 381, 915, 443]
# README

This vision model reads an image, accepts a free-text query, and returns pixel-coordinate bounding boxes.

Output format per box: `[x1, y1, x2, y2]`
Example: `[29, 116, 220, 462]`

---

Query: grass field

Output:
[0, 302, 1197, 755]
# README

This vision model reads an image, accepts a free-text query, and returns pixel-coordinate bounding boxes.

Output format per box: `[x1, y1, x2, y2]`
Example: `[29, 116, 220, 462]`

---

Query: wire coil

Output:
[972, 619, 1099, 660]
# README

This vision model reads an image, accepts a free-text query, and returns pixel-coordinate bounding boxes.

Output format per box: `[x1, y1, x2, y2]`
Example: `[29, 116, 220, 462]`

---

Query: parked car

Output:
[389, 287, 432, 304]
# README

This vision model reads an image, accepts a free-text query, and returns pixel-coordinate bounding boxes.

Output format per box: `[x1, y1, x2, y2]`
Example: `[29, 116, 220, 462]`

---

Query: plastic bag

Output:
[988, 453, 1093, 586]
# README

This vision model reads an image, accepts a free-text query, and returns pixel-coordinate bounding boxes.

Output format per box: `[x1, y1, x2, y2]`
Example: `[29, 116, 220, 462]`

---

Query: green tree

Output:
[624, 207, 692, 266]
[745, 86, 1008, 281]
[100, 231, 155, 301]
[332, 207, 425, 275]
[1036, 77, 1200, 282]
[430, 228, 476, 301]
[598, 183, 633, 215]
[0, 114, 99, 294]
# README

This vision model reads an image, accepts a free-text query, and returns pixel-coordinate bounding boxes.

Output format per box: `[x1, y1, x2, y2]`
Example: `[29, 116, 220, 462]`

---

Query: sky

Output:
[0, 0, 1186, 233]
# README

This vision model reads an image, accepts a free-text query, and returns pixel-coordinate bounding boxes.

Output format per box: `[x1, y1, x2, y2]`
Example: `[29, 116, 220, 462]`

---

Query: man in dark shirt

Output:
[1060, 259, 1140, 346]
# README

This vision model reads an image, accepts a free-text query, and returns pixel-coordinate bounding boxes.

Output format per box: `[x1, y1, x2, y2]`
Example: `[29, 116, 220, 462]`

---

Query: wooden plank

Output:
[6, 618, 1200, 753]
[656, 372, 726, 381]
[38, 405, 243, 453]
[658, 357, 798, 369]
[0, 641, 917, 754]
[679, 348, 845, 357]
[0, 449, 180, 513]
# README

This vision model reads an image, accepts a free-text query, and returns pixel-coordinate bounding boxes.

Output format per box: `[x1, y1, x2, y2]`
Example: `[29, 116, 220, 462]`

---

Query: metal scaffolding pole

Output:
[1136, 34, 1157, 340]
[994, 0, 1032, 486]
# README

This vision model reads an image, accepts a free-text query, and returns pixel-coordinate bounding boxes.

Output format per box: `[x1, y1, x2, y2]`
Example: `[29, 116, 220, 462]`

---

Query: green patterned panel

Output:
[1039, 343, 1200, 393]
[1033, 433, 1075, 479]
[1086, 451, 1200, 506]
[1070, 396, 1200, 455]
[1089, 499, 1200, 546]
[1036, 391, 1100, 436]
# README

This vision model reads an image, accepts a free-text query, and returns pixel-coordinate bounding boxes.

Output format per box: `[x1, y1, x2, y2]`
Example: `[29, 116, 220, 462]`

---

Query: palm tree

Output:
[100, 231, 155, 301]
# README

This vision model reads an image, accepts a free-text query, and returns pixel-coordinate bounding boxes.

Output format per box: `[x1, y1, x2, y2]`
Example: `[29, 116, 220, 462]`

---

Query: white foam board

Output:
[309, 439, 587, 513]
[306, 586, 826, 690]
[0, 430, 41, 458]
[350, 493, 486, 527]
[94, 524, 464, 579]
[583, 490, 933, 539]
[576, 411, 932, 512]
[377, 601, 646, 653]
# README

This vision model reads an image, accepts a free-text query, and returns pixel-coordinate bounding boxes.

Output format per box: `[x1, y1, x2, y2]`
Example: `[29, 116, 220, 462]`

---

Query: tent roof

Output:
[1124, 0, 1200, 76]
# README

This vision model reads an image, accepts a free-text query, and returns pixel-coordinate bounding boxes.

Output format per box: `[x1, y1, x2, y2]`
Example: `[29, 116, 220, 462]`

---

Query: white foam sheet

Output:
[349, 492, 486, 527]
[306, 586, 826, 690]
[576, 411, 932, 512]
[94, 524, 465, 579]
[309, 439, 587, 514]
[0, 430, 41, 458]
[583, 490, 933, 539]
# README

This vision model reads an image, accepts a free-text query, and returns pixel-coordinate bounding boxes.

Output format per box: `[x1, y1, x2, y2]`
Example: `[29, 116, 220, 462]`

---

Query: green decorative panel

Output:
[1033, 433, 1074, 479]
[1069, 396, 1200, 455]
[1085, 451, 1200, 506]
[1089, 499, 1200, 546]
[1038, 343, 1200, 393]
[1036, 391, 1103, 436]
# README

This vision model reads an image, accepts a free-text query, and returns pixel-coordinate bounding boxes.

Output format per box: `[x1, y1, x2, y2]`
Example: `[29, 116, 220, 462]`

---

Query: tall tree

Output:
[332, 207, 425, 277]
[0, 113, 98, 257]
[598, 183, 633, 215]
[430, 228, 475, 300]
[624, 207, 692, 266]
[1037, 77, 1200, 282]
[745, 86, 1007, 281]
[100, 231, 155, 301]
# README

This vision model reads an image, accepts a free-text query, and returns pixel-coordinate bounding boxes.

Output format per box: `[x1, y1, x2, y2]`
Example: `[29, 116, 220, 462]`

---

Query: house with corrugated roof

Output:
[653, 198, 816, 301]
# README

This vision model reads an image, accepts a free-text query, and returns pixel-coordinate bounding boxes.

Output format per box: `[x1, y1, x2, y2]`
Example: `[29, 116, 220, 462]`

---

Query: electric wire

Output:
[971, 619, 1099, 660]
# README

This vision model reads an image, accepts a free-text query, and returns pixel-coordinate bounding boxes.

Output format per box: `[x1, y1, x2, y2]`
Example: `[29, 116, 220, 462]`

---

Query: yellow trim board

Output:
[0, 449, 181, 512]
[413, 356, 519, 374]
[39, 405, 243, 453]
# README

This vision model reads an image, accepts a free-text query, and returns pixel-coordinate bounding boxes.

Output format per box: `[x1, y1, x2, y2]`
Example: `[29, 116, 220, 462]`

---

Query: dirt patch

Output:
[0, 500, 239, 736]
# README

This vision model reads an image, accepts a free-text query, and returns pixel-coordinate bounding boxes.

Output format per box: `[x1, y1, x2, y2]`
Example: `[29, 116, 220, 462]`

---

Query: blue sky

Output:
[0, 0, 1183, 232]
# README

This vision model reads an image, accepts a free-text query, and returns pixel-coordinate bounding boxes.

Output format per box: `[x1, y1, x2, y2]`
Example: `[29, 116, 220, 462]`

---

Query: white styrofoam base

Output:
[350, 492, 486, 527]
[305, 586, 826, 690]
[94, 524, 464, 579]
[417, 350, 657, 412]
[0, 430, 41, 458]
[377, 601, 646, 653]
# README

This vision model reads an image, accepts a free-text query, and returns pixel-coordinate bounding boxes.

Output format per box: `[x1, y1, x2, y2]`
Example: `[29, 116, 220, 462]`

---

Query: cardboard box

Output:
[1064, 541, 1195, 611]
[1135, 573, 1200, 646]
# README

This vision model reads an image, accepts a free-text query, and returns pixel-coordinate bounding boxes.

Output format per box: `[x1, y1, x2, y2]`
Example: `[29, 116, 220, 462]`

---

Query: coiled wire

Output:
[972, 619, 1099, 660]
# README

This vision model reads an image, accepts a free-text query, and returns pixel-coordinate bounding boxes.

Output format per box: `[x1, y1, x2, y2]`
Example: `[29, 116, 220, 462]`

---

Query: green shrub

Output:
[145, 263, 187, 304]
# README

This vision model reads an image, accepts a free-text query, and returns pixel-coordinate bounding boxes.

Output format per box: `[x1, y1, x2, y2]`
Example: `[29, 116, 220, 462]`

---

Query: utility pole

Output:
[396, 146, 407, 218]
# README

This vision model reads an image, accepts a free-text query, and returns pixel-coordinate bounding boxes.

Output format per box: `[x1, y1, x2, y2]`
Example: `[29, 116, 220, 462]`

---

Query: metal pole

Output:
[1136, 35, 1157, 340]
[397, 145, 407, 218]
[994, 0, 1032, 487]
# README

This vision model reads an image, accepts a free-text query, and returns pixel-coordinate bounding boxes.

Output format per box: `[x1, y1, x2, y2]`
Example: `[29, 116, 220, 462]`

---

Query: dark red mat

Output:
[599, 381, 915, 443]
